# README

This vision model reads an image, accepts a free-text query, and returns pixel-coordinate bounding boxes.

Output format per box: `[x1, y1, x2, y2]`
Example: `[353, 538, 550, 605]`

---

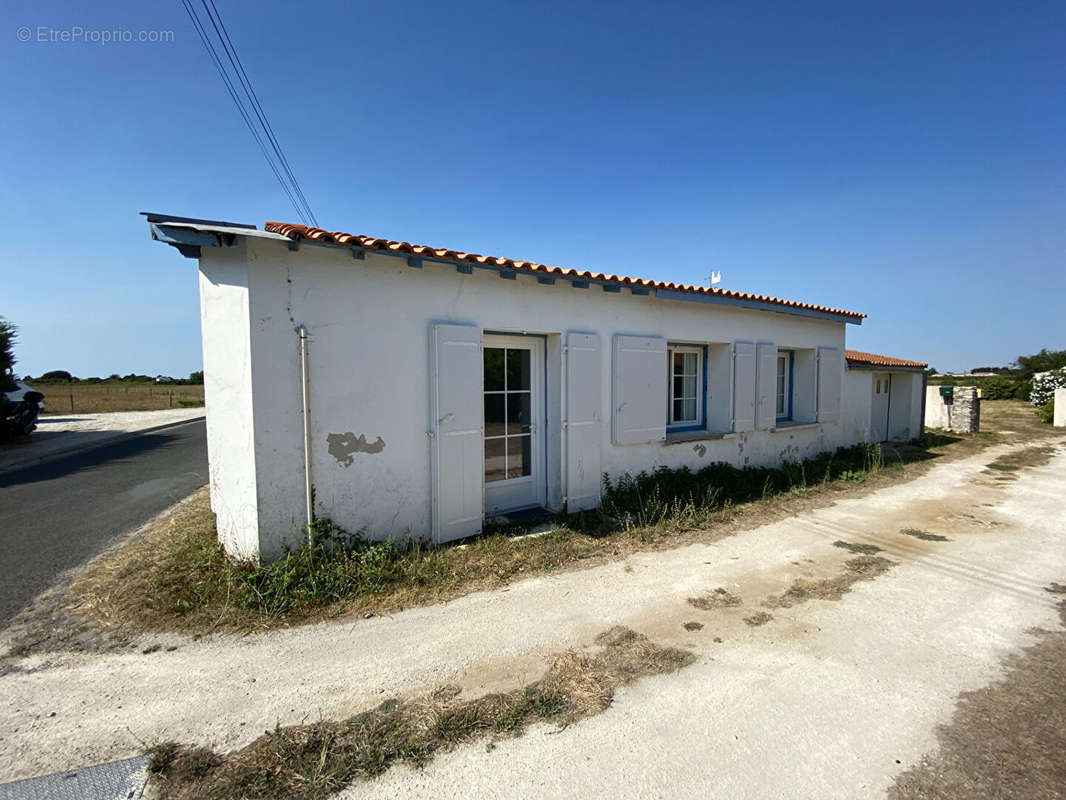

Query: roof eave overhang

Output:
[846, 362, 926, 371]
[654, 288, 861, 325]
[144, 213, 865, 324]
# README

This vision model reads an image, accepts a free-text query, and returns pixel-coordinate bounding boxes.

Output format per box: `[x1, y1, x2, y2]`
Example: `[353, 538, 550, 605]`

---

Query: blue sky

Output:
[2, 0, 1063, 377]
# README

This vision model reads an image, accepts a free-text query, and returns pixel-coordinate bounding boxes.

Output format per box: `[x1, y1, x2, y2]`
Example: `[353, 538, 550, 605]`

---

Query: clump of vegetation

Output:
[743, 612, 773, 626]
[147, 627, 694, 800]
[899, 528, 950, 542]
[832, 540, 883, 555]
[687, 588, 742, 610]
[599, 442, 888, 531]
[1036, 400, 1055, 425]
[763, 556, 896, 609]
[985, 446, 1056, 474]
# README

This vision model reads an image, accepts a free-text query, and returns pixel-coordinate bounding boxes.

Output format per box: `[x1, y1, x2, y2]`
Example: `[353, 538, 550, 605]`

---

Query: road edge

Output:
[0, 415, 206, 474]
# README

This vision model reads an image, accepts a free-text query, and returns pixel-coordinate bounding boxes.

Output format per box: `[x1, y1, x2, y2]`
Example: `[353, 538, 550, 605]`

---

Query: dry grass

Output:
[37, 382, 204, 414]
[890, 598, 1066, 800]
[4, 422, 1009, 650]
[763, 556, 896, 609]
[147, 626, 694, 800]
[979, 399, 1063, 441]
[984, 445, 1057, 475]
[832, 540, 884, 555]
[900, 527, 950, 542]
[687, 588, 742, 610]
[743, 612, 773, 626]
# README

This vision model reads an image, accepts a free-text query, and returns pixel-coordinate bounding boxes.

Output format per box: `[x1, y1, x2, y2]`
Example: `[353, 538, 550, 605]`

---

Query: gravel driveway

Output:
[1, 438, 1063, 797]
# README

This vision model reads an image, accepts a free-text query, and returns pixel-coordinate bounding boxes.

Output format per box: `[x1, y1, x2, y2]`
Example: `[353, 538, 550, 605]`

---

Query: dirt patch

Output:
[743, 612, 773, 627]
[980, 400, 1063, 441]
[147, 627, 694, 800]
[899, 528, 950, 543]
[833, 540, 884, 555]
[984, 445, 1056, 477]
[687, 588, 742, 611]
[764, 556, 896, 609]
[890, 598, 1066, 800]
[682, 621, 704, 631]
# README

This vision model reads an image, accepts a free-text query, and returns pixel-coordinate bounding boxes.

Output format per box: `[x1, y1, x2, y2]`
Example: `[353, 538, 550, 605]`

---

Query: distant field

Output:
[36, 383, 204, 414]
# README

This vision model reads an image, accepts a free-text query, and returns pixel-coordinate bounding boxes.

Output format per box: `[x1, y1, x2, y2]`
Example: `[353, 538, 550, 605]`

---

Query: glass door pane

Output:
[484, 346, 534, 483]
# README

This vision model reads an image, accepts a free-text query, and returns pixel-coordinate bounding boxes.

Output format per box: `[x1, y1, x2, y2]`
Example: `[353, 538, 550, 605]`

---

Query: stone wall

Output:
[925, 386, 980, 433]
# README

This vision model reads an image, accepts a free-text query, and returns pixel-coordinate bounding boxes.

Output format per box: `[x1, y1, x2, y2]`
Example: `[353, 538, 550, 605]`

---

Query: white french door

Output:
[483, 334, 546, 515]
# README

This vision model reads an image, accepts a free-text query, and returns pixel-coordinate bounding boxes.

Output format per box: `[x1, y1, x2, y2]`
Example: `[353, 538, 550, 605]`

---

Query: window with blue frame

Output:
[667, 344, 704, 430]
[776, 350, 793, 421]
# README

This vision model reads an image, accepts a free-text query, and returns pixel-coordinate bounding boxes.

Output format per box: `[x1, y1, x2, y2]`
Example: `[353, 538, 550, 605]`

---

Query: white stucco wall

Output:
[200, 239, 865, 558]
[842, 369, 872, 445]
[844, 369, 924, 444]
[198, 254, 260, 559]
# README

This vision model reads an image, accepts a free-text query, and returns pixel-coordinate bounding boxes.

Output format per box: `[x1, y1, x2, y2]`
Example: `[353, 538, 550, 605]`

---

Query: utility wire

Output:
[201, 0, 318, 227]
[179, 0, 316, 226]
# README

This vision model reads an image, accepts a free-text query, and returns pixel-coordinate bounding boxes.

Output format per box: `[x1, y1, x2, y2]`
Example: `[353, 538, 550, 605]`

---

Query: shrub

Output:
[980, 375, 1022, 400]
[599, 443, 888, 530]
[1030, 367, 1066, 406]
[1036, 400, 1054, 425]
[0, 317, 16, 393]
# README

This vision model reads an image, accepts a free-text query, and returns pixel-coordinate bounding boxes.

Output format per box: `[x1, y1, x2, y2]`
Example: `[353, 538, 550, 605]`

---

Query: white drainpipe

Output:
[297, 325, 314, 541]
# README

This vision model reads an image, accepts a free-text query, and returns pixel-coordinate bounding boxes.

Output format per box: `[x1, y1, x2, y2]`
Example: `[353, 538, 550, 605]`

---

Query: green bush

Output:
[980, 375, 1023, 400]
[1036, 400, 1054, 425]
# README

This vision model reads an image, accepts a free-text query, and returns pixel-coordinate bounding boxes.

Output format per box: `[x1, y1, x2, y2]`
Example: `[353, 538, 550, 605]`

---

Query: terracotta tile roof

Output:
[263, 222, 867, 321]
[846, 350, 927, 369]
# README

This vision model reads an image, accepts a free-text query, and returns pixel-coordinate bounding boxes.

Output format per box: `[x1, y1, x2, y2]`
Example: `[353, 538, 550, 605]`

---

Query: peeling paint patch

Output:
[327, 432, 386, 466]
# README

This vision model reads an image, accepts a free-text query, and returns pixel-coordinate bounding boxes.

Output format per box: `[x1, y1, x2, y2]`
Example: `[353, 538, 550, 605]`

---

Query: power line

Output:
[179, 0, 305, 223]
[201, 0, 318, 227]
[179, 0, 317, 227]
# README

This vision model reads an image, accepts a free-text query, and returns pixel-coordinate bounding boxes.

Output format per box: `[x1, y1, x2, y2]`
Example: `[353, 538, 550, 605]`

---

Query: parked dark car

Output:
[1, 383, 44, 438]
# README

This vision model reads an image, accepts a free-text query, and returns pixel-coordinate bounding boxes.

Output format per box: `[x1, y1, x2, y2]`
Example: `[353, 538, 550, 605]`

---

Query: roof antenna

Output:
[707, 270, 722, 286]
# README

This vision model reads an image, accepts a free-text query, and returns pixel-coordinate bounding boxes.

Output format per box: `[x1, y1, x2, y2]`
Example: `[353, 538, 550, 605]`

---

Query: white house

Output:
[147, 213, 925, 561]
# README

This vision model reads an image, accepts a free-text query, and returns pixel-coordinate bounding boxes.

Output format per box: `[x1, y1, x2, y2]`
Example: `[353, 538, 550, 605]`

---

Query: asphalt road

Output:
[0, 419, 207, 627]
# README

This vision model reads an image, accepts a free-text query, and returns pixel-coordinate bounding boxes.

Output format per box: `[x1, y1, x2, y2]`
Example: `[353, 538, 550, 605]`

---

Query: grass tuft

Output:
[900, 528, 950, 542]
[764, 556, 896, 608]
[687, 588, 742, 610]
[147, 626, 693, 800]
[832, 540, 883, 555]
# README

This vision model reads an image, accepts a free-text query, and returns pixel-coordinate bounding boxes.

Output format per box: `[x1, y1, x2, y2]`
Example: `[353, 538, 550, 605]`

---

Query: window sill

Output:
[664, 429, 732, 444]
[771, 421, 820, 432]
